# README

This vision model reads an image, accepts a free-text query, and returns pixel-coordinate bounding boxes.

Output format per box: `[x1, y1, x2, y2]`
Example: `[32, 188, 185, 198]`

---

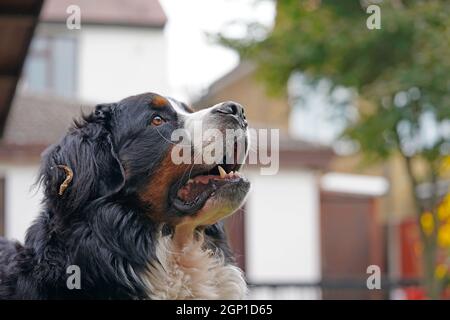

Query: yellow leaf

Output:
[441, 156, 450, 174]
[437, 223, 450, 248]
[435, 264, 447, 280]
[420, 211, 434, 236]
[437, 200, 450, 221]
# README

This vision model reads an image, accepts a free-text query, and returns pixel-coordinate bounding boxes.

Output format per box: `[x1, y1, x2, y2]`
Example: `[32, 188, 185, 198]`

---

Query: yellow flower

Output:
[438, 203, 450, 221]
[435, 264, 447, 280]
[420, 211, 434, 236]
[438, 196, 450, 221]
[441, 156, 450, 174]
[437, 223, 450, 248]
[444, 193, 450, 203]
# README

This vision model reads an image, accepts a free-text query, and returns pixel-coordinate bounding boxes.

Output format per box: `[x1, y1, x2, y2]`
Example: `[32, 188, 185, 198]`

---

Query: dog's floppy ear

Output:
[39, 103, 125, 213]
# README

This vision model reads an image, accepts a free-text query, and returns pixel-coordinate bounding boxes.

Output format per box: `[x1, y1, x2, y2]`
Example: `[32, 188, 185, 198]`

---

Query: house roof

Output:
[0, 0, 43, 137]
[0, 93, 92, 162]
[246, 130, 334, 170]
[195, 61, 256, 107]
[41, 0, 167, 28]
[3, 94, 91, 146]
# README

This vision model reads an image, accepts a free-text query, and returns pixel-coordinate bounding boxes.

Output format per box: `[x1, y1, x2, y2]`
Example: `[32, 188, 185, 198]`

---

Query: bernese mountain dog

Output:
[0, 92, 250, 299]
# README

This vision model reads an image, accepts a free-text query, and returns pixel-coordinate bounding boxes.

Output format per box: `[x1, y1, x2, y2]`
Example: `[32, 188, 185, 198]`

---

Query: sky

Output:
[159, 0, 275, 102]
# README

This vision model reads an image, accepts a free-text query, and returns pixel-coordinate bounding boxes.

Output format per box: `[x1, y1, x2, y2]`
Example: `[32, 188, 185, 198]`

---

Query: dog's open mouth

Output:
[169, 162, 247, 215]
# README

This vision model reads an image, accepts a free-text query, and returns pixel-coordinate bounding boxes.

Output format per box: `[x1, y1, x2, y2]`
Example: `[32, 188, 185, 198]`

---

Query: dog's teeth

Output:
[218, 165, 226, 178]
[188, 179, 193, 184]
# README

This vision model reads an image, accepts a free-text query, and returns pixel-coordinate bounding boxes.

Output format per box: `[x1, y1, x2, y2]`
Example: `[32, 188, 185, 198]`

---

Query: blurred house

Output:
[0, 0, 423, 301]
[0, 0, 169, 241]
[195, 62, 393, 299]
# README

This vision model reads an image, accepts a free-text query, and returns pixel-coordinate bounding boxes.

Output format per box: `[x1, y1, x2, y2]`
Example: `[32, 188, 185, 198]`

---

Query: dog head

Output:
[40, 92, 250, 228]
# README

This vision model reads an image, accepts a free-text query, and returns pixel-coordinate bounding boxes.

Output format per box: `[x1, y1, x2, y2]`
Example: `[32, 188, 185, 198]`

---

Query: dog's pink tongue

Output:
[192, 175, 216, 184]
[177, 176, 215, 202]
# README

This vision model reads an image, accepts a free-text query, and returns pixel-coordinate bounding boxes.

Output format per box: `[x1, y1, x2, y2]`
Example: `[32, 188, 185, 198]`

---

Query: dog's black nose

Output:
[215, 101, 247, 128]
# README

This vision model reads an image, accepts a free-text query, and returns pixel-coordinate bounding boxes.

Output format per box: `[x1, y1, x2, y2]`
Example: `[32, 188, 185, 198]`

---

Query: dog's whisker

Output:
[154, 127, 191, 146]
[171, 150, 203, 192]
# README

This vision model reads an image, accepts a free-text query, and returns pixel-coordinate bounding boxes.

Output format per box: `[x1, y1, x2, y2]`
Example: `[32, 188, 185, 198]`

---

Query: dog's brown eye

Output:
[151, 115, 165, 126]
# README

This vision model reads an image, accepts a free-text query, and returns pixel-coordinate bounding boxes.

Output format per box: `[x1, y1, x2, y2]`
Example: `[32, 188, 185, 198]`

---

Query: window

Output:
[22, 35, 77, 98]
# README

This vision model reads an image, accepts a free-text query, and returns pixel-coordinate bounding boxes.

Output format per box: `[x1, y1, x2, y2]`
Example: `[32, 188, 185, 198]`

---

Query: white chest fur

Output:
[141, 233, 247, 300]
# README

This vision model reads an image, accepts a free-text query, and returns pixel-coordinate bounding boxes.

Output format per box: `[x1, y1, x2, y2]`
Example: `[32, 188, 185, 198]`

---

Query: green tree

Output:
[218, 0, 450, 299]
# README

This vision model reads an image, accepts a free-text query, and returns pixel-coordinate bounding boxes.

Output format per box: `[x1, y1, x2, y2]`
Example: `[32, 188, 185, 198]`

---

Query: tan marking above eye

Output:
[150, 95, 169, 108]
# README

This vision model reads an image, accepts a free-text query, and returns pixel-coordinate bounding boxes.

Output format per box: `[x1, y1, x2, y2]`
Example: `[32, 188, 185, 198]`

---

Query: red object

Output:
[398, 219, 450, 300]
[399, 219, 422, 278]
[404, 287, 426, 300]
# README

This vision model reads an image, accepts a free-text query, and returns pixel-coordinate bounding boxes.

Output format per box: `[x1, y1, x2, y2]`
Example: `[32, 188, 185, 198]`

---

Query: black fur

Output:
[0, 93, 234, 299]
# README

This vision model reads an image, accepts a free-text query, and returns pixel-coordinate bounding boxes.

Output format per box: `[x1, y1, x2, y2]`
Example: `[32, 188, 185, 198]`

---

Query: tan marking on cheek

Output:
[150, 94, 170, 108]
[138, 147, 191, 223]
[139, 148, 228, 234]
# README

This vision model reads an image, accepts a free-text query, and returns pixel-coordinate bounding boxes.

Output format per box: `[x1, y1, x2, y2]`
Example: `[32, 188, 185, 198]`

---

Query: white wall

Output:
[0, 164, 42, 243]
[245, 169, 321, 284]
[78, 25, 169, 102]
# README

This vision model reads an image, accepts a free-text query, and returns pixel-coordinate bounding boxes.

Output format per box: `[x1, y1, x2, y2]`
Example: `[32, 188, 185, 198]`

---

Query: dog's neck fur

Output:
[141, 228, 247, 300]
[17, 202, 246, 299]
